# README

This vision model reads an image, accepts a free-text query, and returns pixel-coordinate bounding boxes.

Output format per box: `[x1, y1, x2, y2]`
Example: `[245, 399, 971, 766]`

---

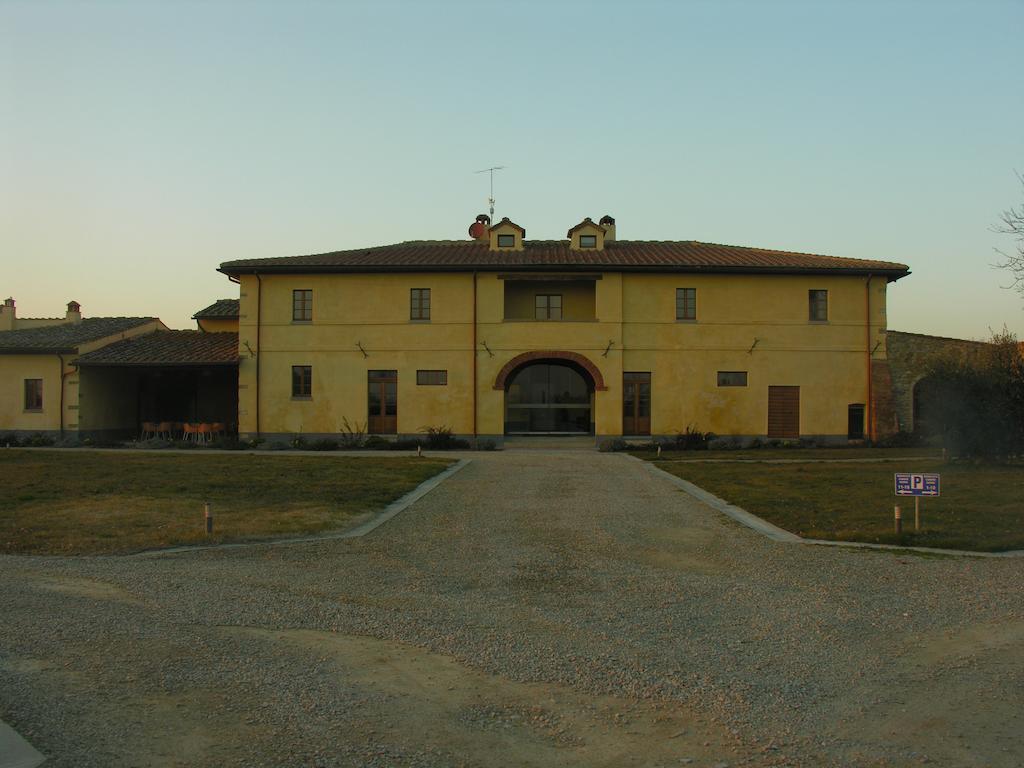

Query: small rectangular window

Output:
[848, 404, 865, 439]
[291, 365, 312, 398]
[416, 370, 447, 385]
[497, 234, 515, 248]
[292, 289, 313, 322]
[24, 379, 43, 410]
[579, 234, 597, 248]
[410, 288, 431, 321]
[535, 294, 562, 320]
[676, 288, 696, 320]
[717, 371, 748, 387]
[809, 289, 828, 322]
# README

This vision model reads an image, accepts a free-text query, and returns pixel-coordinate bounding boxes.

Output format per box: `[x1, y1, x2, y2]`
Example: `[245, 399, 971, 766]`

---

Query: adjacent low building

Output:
[219, 214, 910, 445]
[0, 299, 164, 438]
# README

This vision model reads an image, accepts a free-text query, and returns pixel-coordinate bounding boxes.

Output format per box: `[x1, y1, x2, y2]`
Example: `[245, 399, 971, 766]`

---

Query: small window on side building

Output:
[497, 234, 515, 248]
[24, 379, 42, 411]
[676, 288, 696, 321]
[291, 365, 312, 398]
[717, 371, 748, 387]
[579, 234, 597, 248]
[293, 289, 313, 322]
[809, 289, 828, 322]
[410, 288, 431, 321]
[416, 370, 447, 385]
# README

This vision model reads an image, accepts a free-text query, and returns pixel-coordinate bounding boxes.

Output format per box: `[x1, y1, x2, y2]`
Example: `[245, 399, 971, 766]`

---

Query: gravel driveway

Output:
[1, 450, 1022, 767]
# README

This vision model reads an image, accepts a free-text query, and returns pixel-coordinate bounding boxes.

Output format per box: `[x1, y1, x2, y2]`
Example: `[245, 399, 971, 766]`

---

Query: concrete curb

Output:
[629, 455, 1024, 559]
[0, 720, 45, 768]
[130, 458, 471, 557]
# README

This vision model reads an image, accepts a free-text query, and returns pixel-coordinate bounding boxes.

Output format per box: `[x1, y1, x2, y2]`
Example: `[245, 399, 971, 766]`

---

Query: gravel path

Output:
[1, 451, 1022, 767]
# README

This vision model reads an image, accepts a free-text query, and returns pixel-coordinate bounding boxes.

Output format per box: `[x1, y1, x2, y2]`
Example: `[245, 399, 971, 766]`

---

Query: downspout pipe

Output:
[56, 353, 68, 440]
[255, 274, 262, 438]
[865, 275, 873, 442]
[472, 271, 478, 446]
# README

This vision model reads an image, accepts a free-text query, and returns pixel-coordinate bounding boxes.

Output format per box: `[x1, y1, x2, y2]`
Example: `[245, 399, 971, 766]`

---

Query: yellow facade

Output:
[235, 268, 890, 443]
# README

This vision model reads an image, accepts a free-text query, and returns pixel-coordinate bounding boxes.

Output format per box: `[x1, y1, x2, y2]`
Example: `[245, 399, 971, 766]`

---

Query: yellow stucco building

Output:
[219, 214, 909, 446]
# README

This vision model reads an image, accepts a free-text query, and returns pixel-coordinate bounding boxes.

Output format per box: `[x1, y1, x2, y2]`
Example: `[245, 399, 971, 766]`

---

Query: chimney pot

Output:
[66, 300, 83, 324]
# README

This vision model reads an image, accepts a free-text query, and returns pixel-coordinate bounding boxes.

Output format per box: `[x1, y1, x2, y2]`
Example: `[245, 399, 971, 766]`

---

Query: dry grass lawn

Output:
[650, 458, 1024, 552]
[0, 450, 452, 555]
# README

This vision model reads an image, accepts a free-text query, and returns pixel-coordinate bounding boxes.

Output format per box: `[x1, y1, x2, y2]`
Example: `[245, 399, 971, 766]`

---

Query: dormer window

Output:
[567, 218, 605, 251]
[488, 217, 526, 251]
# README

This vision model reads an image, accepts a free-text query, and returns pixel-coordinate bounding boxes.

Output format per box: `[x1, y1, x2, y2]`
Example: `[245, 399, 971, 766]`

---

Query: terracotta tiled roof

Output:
[74, 331, 239, 367]
[219, 239, 910, 278]
[192, 298, 239, 319]
[0, 317, 157, 354]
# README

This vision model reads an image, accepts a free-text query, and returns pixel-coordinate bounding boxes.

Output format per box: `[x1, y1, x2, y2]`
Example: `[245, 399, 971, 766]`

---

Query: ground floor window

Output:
[291, 366, 312, 398]
[416, 370, 447, 385]
[848, 403, 865, 440]
[24, 379, 42, 411]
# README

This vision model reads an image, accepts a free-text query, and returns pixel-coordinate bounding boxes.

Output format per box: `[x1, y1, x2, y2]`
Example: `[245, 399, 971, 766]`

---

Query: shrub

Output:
[668, 425, 714, 451]
[0, 433, 24, 448]
[338, 417, 368, 449]
[25, 433, 56, 447]
[290, 434, 307, 450]
[364, 435, 391, 450]
[419, 425, 470, 450]
[598, 438, 628, 452]
[309, 438, 339, 451]
[475, 439, 497, 451]
[210, 436, 244, 450]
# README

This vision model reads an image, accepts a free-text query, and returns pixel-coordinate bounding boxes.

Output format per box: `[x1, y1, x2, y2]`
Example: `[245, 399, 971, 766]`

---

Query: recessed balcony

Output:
[502, 278, 597, 322]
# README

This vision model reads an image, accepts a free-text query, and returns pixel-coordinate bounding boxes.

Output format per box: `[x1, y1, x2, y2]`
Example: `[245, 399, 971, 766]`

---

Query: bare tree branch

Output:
[992, 171, 1024, 296]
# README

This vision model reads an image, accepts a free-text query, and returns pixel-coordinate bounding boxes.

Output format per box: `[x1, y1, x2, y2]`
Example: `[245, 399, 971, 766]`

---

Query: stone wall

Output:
[885, 331, 989, 433]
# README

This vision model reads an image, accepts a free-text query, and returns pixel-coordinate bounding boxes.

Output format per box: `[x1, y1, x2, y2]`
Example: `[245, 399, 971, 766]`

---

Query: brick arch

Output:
[493, 351, 607, 391]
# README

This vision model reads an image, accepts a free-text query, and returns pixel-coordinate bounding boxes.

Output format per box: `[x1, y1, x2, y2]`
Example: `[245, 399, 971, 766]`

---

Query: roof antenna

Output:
[474, 166, 505, 220]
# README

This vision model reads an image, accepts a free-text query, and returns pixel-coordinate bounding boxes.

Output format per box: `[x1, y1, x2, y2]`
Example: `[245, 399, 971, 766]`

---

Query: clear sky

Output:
[2, 0, 1022, 337]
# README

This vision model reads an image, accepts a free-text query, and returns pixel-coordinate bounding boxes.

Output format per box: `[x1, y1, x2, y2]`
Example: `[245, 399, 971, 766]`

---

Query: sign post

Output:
[894, 473, 940, 532]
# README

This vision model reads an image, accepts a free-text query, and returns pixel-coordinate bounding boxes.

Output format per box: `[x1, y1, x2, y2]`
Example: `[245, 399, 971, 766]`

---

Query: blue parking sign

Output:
[895, 473, 940, 497]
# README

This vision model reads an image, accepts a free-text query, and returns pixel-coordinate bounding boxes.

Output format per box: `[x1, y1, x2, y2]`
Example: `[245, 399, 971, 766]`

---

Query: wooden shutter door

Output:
[767, 386, 800, 439]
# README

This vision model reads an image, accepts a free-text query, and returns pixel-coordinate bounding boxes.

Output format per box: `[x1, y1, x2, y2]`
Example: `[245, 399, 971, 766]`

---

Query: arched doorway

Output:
[504, 360, 595, 435]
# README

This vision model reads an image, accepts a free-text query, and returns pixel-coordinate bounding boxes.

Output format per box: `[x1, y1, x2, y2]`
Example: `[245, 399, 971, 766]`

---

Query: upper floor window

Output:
[535, 294, 562, 320]
[579, 234, 597, 248]
[293, 289, 312, 322]
[676, 288, 696, 321]
[809, 289, 828, 322]
[410, 288, 430, 321]
[497, 234, 515, 248]
[24, 379, 42, 411]
[291, 365, 312, 398]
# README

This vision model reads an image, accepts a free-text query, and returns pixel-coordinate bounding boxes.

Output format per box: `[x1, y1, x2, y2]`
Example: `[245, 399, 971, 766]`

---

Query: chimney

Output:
[599, 214, 616, 242]
[468, 213, 491, 240]
[0, 297, 15, 332]
[66, 300, 82, 325]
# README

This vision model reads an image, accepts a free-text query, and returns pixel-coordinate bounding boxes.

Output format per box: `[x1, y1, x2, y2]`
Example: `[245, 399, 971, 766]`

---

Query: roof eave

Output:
[219, 263, 910, 278]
